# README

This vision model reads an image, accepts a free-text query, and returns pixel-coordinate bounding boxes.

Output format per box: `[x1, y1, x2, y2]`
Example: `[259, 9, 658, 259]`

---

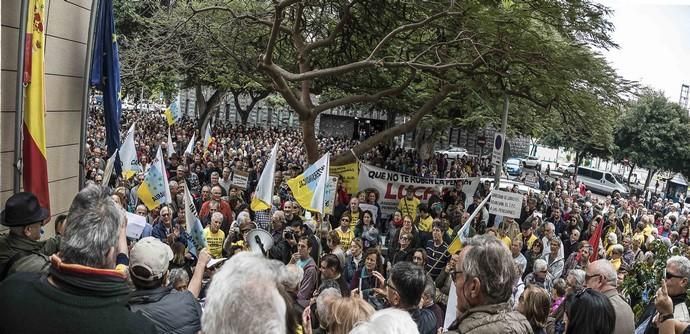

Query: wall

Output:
[1, 0, 92, 236]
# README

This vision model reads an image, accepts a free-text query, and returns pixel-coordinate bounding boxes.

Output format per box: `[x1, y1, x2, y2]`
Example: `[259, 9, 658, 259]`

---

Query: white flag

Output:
[167, 127, 174, 158]
[152, 146, 172, 204]
[102, 148, 118, 186]
[250, 143, 279, 211]
[184, 133, 196, 155]
[120, 122, 142, 179]
[184, 133, 195, 156]
[184, 183, 206, 256]
[203, 125, 212, 149]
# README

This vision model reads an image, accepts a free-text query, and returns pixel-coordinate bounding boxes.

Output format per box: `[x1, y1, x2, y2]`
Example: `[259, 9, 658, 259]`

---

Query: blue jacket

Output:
[151, 222, 189, 246]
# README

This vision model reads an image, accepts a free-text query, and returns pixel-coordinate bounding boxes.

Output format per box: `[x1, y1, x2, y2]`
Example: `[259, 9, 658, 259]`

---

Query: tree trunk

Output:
[644, 168, 657, 194]
[196, 86, 226, 136]
[627, 163, 636, 186]
[302, 115, 319, 164]
[573, 151, 582, 182]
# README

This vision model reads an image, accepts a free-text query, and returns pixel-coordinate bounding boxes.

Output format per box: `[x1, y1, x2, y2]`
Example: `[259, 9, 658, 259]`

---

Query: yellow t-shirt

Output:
[346, 211, 361, 230]
[398, 197, 420, 220]
[204, 228, 225, 258]
[418, 216, 433, 233]
[500, 235, 512, 249]
[336, 228, 355, 251]
[517, 233, 538, 250]
[643, 224, 653, 237]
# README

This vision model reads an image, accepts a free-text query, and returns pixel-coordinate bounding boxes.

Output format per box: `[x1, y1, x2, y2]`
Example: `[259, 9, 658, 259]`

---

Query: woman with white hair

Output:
[349, 308, 420, 334]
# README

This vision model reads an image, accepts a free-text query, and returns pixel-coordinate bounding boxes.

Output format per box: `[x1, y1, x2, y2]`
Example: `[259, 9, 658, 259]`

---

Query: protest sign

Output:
[489, 189, 523, 218]
[125, 212, 147, 239]
[359, 203, 379, 220]
[358, 163, 478, 219]
[323, 176, 339, 215]
[232, 169, 249, 189]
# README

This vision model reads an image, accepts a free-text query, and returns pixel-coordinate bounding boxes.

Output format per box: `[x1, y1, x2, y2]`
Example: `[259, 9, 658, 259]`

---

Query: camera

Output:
[284, 231, 294, 240]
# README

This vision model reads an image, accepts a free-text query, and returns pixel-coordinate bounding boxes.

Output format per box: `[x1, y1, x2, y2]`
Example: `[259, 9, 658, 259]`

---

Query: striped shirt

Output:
[425, 240, 450, 280]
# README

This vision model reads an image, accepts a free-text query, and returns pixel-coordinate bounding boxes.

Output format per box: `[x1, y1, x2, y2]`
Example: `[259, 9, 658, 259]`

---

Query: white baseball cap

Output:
[129, 237, 174, 282]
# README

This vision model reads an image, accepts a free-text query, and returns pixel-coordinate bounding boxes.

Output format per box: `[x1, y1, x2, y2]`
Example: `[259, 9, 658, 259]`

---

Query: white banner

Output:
[358, 164, 478, 219]
[489, 189, 523, 219]
[323, 176, 338, 215]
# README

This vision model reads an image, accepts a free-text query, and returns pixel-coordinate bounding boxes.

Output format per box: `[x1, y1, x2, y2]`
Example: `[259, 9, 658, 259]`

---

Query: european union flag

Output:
[90, 0, 121, 159]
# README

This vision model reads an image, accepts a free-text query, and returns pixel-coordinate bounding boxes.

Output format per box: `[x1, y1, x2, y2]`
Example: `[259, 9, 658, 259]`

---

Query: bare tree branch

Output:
[302, 1, 356, 56]
[313, 70, 417, 114]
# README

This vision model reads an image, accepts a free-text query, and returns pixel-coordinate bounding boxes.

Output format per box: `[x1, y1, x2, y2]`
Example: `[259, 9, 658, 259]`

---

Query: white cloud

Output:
[598, 1, 690, 101]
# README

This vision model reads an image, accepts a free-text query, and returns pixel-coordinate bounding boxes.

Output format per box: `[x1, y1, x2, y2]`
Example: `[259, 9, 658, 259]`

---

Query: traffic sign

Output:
[491, 133, 504, 166]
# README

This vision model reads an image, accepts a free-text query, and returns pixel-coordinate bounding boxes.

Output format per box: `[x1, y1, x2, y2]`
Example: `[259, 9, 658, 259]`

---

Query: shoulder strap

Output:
[0, 251, 29, 281]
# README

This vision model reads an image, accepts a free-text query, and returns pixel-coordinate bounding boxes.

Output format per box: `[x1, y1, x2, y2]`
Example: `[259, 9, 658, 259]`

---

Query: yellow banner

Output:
[329, 162, 359, 195]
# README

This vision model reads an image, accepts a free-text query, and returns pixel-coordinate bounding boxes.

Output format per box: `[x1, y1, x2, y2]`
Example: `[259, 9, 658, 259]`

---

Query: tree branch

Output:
[313, 70, 417, 114]
[331, 85, 455, 164]
[302, 1, 355, 56]
[367, 10, 462, 60]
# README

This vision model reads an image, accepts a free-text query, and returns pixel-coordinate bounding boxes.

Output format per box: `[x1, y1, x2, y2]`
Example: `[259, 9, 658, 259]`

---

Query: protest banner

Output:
[329, 162, 359, 195]
[358, 163, 478, 219]
[489, 189, 523, 219]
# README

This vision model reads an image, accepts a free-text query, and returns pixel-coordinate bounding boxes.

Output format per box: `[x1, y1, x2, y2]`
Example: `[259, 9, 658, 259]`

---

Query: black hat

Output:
[0, 192, 50, 227]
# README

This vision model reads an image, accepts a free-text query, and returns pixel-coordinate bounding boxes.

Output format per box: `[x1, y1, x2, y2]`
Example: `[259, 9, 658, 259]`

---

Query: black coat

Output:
[0, 272, 156, 334]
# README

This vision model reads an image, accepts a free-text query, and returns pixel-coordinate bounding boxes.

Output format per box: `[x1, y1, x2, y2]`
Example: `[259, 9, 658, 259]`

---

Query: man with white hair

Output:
[447, 235, 532, 333]
[585, 259, 634, 334]
[524, 259, 554, 292]
[204, 212, 225, 258]
[0, 185, 157, 333]
[636, 255, 690, 334]
[202, 252, 289, 334]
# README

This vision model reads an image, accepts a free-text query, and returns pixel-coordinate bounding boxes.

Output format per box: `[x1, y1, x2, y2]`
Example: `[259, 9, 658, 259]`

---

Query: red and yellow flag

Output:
[22, 0, 50, 212]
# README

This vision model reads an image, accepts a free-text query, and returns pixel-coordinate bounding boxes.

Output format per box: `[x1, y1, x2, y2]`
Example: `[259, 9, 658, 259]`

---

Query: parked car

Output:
[557, 163, 576, 174]
[436, 146, 469, 160]
[576, 166, 629, 197]
[522, 156, 542, 170]
[504, 158, 523, 176]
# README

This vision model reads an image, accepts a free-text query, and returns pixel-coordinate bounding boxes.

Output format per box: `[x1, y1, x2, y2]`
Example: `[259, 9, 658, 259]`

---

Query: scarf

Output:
[48, 255, 131, 298]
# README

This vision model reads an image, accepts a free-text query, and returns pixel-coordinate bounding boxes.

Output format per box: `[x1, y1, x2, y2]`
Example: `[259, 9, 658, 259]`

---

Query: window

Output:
[591, 170, 603, 180]
[605, 173, 616, 184]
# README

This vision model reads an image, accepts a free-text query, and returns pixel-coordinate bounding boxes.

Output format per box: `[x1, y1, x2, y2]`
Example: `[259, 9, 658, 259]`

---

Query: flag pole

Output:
[13, 0, 30, 193]
[78, 0, 102, 188]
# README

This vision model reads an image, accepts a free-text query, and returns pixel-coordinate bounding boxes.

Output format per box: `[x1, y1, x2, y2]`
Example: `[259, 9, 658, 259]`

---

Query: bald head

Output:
[585, 259, 617, 291]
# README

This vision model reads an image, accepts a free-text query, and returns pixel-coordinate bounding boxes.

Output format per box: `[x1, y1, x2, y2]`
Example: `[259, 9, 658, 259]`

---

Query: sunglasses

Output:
[666, 272, 685, 280]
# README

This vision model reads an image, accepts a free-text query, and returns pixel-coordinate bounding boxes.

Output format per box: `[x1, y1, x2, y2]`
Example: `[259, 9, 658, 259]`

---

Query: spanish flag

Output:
[23, 0, 50, 211]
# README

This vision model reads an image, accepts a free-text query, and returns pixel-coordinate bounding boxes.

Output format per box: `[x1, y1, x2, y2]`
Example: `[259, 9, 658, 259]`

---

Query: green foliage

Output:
[613, 90, 690, 176]
[621, 240, 687, 320]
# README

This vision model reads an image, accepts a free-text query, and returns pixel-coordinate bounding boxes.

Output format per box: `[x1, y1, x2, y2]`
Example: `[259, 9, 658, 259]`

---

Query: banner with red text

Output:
[358, 163, 479, 219]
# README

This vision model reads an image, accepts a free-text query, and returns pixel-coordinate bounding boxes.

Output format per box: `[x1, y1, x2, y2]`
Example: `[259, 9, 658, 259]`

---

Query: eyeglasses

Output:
[449, 269, 464, 281]
[666, 271, 685, 280]
[341, 219, 350, 222]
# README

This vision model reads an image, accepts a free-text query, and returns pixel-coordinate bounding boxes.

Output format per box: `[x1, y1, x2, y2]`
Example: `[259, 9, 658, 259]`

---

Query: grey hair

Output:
[211, 212, 224, 223]
[611, 244, 624, 255]
[237, 211, 251, 223]
[567, 269, 586, 291]
[590, 259, 617, 286]
[461, 235, 518, 304]
[667, 256, 690, 280]
[61, 185, 122, 268]
[202, 252, 286, 334]
[423, 278, 436, 299]
[279, 264, 304, 290]
[169, 268, 189, 287]
[316, 288, 341, 328]
[349, 308, 419, 334]
[534, 259, 547, 272]
[607, 232, 617, 244]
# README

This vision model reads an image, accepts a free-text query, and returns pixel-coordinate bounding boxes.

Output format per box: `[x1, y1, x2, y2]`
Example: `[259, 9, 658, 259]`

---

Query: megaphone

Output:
[247, 229, 274, 257]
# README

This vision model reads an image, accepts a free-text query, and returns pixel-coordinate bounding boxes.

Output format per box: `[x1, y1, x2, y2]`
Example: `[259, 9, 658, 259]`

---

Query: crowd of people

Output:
[2, 109, 690, 333]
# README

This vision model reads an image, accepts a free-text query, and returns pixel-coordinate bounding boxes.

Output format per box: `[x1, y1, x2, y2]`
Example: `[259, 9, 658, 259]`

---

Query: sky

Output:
[598, 0, 690, 102]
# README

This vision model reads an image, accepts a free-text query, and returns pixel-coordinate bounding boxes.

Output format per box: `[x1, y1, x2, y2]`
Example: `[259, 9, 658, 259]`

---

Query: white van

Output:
[576, 166, 629, 197]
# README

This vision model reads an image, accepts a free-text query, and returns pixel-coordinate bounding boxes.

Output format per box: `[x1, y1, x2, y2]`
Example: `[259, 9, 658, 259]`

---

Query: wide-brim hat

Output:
[0, 192, 50, 227]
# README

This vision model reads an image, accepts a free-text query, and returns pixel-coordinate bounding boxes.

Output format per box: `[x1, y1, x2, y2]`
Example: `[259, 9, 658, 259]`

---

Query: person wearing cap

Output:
[129, 237, 211, 334]
[398, 185, 420, 221]
[0, 192, 60, 281]
[0, 185, 157, 333]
